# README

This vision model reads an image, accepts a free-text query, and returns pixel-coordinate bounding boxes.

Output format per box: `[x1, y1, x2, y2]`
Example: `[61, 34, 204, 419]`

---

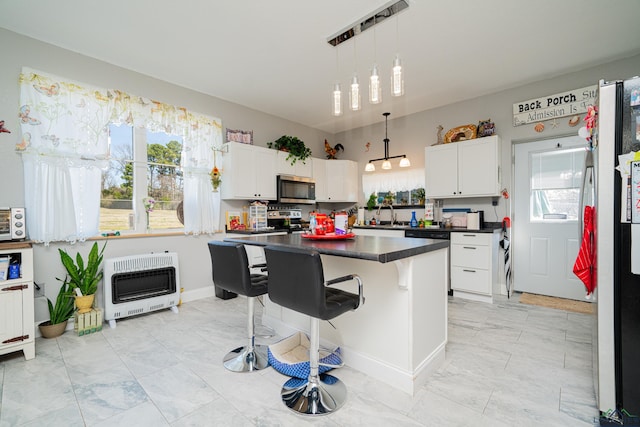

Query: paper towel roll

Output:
[357, 208, 365, 225]
[466, 212, 480, 230]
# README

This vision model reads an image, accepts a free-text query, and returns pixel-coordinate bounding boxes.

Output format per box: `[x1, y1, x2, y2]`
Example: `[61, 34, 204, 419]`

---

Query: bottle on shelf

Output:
[410, 211, 418, 228]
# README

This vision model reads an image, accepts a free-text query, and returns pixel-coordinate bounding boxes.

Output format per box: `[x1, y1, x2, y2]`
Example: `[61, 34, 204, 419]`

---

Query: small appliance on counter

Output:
[0, 207, 26, 241]
[466, 210, 484, 230]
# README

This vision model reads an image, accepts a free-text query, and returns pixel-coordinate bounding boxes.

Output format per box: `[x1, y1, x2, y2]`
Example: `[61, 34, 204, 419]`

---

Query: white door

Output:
[513, 135, 588, 300]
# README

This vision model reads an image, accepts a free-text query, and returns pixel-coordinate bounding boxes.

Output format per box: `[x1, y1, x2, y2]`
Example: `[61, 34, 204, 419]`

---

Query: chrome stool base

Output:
[223, 345, 269, 372]
[281, 374, 347, 416]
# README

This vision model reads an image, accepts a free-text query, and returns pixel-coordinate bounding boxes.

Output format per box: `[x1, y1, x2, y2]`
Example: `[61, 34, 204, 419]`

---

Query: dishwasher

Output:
[405, 228, 452, 295]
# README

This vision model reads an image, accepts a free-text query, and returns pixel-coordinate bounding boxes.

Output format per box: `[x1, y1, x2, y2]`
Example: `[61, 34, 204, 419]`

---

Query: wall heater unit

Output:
[104, 252, 180, 328]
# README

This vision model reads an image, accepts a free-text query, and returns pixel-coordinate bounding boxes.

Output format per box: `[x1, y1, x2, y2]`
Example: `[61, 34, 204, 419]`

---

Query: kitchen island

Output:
[223, 234, 449, 395]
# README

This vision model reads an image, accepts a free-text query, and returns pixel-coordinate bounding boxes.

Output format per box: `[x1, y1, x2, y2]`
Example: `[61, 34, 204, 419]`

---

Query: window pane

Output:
[146, 130, 183, 230]
[101, 124, 133, 231]
[529, 148, 582, 222]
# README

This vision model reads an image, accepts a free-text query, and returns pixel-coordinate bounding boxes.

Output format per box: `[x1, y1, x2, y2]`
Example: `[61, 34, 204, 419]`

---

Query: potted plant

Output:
[366, 193, 377, 211]
[58, 241, 106, 314]
[267, 135, 312, 165]
[414, 188, 425, 205]
[39, 279, 75, 338]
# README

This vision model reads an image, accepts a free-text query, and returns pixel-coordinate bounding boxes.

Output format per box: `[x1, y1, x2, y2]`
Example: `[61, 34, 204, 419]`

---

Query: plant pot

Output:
[75, 294, 95, 314]
[39, 320, 68, 339]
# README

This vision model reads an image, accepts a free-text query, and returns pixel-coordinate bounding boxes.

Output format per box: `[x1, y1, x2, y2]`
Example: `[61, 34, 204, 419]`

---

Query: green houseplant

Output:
[39, 279, 75, 338]
[58, 241, 106, 313]
[267, 135, 312, 165]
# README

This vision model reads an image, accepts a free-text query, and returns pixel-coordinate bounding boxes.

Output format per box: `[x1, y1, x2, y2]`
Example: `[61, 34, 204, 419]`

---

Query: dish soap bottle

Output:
[410, 211, 418, 228]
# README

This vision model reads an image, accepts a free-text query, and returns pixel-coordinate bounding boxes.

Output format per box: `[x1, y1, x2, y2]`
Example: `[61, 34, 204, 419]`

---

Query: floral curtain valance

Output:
[18, 67, 223, 243]
[362, 168, 425, 197]
[18, 67, 222, 158]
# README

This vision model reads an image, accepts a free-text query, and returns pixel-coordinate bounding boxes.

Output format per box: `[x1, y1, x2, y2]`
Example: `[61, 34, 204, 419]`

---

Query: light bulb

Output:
[365, 162, 375, 172]
[369, 65, 382, 104]
[392, 55, 404, 97]
[399, 157, 411, 167]
[350, 74, 361, 111]
[332, 83, 342, 116]
[382, 160, 392, 170]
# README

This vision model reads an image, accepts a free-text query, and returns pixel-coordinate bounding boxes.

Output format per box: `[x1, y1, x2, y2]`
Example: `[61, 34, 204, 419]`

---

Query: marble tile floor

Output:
[0, 293, 600, 426]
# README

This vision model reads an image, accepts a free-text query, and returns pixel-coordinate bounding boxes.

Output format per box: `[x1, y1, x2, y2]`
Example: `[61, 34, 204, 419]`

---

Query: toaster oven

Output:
[0, 208, 26, 241]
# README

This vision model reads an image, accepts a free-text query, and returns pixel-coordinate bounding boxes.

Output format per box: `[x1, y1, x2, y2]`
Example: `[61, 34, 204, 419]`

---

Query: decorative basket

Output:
[267, 331, 342, 379]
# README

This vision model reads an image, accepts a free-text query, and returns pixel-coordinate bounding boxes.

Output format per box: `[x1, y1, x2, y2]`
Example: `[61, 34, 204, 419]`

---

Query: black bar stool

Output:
[264, 245, 364, 416]
[208, 241, 269, 372]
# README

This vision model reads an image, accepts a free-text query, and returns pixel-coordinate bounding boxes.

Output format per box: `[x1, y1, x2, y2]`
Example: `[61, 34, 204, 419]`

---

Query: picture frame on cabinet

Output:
[226, 128, 253, 145]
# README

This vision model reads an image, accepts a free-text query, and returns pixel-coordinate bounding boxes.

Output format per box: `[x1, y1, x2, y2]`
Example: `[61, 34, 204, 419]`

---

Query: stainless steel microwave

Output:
[277, 175, 316, 204]
[0, 207, 26, 241]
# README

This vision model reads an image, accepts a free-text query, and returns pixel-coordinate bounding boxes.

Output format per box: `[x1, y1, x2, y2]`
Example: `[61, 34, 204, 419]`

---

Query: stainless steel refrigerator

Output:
[596, 76, 640, 425]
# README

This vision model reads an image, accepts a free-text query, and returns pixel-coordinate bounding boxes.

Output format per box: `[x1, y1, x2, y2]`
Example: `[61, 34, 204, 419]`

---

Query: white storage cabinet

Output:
[0, 242, 35, 360]
[425, 135, 501, 198]
[275, 150, 313, 178]
[450, 231, 499, 303]
[221, 143, 277, 200]
[312, 158, 358, 202]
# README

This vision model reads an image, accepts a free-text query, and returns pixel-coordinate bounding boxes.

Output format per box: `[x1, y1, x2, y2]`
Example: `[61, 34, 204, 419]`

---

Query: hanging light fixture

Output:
[332, 83, 342, 116]
[327, 0, 409, 112]
[349, 37, 361, 111]
[369, 26, 382, 104]
[365, 112, 410, 172]
[331, 50, 342, 116]
[391, 10, 404, 97]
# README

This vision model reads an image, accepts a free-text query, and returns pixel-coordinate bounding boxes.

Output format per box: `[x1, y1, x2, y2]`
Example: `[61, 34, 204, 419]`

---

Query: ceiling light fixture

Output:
[365, 112, 410, 172]
[391, 12, 404, 97]
[369, 27, 381, 104]
[332, 50, 342, 116]
[327, 0, 408, 114]
[350, 39, 361, 111]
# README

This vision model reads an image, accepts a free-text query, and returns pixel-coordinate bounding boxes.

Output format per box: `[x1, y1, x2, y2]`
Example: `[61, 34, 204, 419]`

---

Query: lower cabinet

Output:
[0, 242, 35, 360]
[451, 231, 499, 303]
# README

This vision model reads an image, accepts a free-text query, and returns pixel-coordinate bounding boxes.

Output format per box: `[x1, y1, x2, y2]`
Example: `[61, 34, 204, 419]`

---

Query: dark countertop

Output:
[353, 222, 502, 234]
[223, 233, 449, 264]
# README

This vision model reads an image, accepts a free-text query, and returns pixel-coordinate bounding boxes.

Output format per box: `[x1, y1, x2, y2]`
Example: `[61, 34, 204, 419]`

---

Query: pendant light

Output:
[331, 50, 342, 116]
[369, 27, 382, 104]
[391, 11, 404, 97]
[350, 74, 361, 111]
[332, 83, 343, 116]
[365, 112, 410, 172]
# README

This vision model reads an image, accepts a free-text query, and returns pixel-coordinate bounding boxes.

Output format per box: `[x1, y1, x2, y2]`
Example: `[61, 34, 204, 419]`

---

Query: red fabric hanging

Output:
[573, 205, 596, 295]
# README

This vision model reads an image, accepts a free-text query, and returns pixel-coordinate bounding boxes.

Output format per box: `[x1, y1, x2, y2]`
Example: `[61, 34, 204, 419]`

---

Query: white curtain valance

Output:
[362, 168, 425, 197]
[18, 67, 222, 243]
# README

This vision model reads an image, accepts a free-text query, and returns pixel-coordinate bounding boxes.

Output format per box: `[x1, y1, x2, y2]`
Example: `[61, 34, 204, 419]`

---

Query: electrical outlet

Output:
[492, 199, 498, 206]
[34, 282, 45, 298]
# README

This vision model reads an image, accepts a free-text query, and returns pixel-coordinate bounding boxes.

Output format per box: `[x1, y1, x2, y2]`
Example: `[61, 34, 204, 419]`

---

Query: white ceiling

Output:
[1, 0, 640, 134]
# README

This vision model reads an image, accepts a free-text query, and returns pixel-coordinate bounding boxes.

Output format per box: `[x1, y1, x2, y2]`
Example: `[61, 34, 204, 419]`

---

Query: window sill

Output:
[88, 230, 224, 240]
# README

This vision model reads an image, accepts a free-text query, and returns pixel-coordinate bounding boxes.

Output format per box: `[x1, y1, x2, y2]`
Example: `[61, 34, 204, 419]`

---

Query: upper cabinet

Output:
[313, 158, 358, 202]
[221, 143, 277, 200]
[275, 151, 313, 178]
[425, 135, 501, 198]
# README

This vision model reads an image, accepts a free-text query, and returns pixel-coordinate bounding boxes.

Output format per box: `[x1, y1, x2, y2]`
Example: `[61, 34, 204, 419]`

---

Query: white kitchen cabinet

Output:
[275, 151, 313, 178]
[425, 135, 501, 198]
[0, 242, 35, 360]
[450, 231, 499, 303]
[313, 158, 358, 202]
[221, 143, 277, 200]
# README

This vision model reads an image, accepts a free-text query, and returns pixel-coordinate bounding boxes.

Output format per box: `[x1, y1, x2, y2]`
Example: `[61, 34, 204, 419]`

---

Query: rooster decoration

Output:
[324, 139, 344, 159]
